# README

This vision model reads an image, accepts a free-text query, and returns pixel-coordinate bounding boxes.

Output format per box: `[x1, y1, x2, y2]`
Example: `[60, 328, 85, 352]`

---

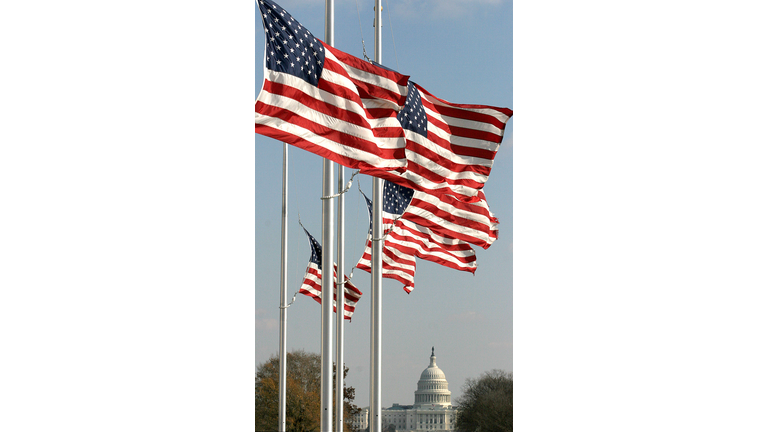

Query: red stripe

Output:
[420, 192, 495, 221]
[324, 43, 409, 87]
[324, 43, 409, 104]
[365, 108, 400, 119]
[256, 89, 405, 147]
[425, 113, 505, 145]
[423, 125, 498, 160]
[386, 233, 476, 272]
[410, 198, 494, 234]
[403, 158, 487, 191]
[388, 232, 476, 264]
[403, 212, 493, 249]
[406, 144, 492, 177]
[254, 107, 407, 168]
[414, 82, 512, 129]
[322, 53, 405, 105]
[356, 248, 414, 292]
[392, 227, 476, 255]
[262, 80, 372, 131]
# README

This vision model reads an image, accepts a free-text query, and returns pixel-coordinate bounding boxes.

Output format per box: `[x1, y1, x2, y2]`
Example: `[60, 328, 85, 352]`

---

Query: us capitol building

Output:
[351, 348, 457, 431]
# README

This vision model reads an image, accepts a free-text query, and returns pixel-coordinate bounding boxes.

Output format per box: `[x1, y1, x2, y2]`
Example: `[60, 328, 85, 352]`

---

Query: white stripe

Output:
[387, 236, 472, 269]
[404, 205, 495, 246]
[259, 76, 405, 150]
[419, 91, 512, 124]
[399, 219, 481, 249]
[329, 50, 408, 101]
[406, 133, 494, 169]
[424, 114, 504, 151]
[393, 223, 476, 259]
[266, 69, 366, 119]
[258, 91, 379, 142]
[412, 191, 496, 226]
[255, 114, 405, 169]
[422, 104, 506, 138]
[260, 70, 406, 149]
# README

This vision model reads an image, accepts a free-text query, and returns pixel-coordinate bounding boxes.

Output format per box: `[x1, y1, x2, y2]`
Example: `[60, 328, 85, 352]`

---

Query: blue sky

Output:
[255, 0, 513, 407]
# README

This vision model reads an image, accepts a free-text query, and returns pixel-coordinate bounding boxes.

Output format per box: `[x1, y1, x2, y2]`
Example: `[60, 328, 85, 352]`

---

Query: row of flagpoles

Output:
[276, 2, 382, 431]
[259, 0, 512, 430]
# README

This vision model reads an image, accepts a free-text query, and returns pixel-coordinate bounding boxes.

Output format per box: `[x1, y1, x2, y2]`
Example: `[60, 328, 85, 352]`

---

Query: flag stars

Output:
[259, 0, 324, 86]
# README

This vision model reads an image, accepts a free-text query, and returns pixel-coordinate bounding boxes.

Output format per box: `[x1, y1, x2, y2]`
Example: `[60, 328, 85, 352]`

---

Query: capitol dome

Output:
[414, 347, 451, 407]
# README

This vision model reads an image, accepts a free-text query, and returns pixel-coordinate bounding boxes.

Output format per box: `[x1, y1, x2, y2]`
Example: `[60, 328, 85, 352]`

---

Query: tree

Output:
[455, 370, 513, 432]
[255, 350, 361, 432]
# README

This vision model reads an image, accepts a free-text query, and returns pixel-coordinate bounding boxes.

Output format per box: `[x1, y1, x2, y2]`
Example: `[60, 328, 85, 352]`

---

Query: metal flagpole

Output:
[278, 143, 288, 432]
[370, 2, 383, 432]
[322, 1, 335, 431]
[335, 163, 345, 432]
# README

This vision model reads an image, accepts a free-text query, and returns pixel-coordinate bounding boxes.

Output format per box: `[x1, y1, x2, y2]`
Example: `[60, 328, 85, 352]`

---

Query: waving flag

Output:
[299, 227, 362, 320]
[255, 0, 410, 177]
[377, 80, 512, 202]
[403, 187, 499, 250]
[356, 181, 480, 292]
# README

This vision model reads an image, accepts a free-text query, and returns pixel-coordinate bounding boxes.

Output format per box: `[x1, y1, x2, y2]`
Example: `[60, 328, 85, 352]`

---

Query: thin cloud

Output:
[255, 308, 278, 331]
[390, 0, 507, 21]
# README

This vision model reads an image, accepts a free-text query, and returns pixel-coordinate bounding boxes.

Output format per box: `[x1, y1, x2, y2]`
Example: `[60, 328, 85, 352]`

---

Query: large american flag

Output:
[299, 227, 362, 320]
[255, 0, 410, 177]
[377, 80, 513, 202]
[355, 181, 479, 293]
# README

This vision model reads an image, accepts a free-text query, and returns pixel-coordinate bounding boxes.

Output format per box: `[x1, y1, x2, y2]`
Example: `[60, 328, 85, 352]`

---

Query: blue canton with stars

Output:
[259, 0, 325, 87]
[302, 227, 323, 269]
[383, 181, 415, 216]
[396, 82, 428, 138]
[362, 181, 414, 234]
[363, 193, 374, 234]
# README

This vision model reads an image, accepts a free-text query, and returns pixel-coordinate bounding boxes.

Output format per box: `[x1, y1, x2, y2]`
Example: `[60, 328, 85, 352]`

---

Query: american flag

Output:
[377, 80, 513, 202]
[299, 227, 362, 320]
[255, 0, 410, 177]
[356, 181, 479, 293]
